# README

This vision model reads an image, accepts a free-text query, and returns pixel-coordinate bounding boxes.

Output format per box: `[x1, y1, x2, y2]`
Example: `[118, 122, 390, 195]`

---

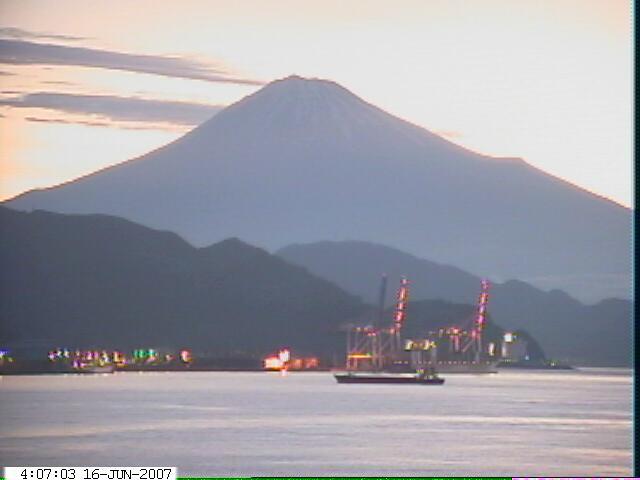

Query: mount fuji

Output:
[5, 75, 630, 302]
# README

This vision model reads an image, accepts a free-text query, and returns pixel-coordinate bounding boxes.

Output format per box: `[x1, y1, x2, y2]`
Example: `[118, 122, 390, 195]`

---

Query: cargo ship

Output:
[435, 360, 498, 374]
[497, 359, 573, 370]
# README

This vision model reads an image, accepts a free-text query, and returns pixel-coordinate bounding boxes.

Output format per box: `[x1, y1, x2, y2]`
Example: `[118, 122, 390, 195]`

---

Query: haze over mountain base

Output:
[516, 273, 630, 305]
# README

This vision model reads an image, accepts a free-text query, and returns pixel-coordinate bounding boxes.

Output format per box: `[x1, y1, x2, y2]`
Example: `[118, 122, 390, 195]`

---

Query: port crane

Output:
[346, 276, 409, 370]
[345, 276, 491, 370]
[444, 279, 491, 362]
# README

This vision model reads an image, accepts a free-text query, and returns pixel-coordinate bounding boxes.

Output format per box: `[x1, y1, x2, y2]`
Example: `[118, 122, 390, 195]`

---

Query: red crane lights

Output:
[393, 277, 409, 332]
[475, 279, 490, 331]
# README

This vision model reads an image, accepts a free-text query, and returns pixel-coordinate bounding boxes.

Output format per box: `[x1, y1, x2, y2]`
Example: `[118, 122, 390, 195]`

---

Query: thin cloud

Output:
[41, 80, 75, 86]
[24, 116, 110, 128]
[24, 116, 189, 133]
[0, 92, 224, 126]
[0, 39, 265, 86]
[23, 115, 186, 132]
[0, 27, 88, 42]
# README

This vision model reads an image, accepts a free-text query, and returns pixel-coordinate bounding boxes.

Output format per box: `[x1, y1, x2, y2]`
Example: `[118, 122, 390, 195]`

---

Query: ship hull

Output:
[74, 365, 115, 374]
[435, 362, 498, 374]
[497, 361, 573, 370]
[333, 372, 444, 385]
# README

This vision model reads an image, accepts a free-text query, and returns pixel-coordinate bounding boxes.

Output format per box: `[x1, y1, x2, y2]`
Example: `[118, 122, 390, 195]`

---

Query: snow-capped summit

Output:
[184, 74, 466, 158]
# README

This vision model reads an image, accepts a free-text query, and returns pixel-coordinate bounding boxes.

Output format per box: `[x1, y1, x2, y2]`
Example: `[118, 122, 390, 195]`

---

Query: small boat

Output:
[334, 370, 444, 385]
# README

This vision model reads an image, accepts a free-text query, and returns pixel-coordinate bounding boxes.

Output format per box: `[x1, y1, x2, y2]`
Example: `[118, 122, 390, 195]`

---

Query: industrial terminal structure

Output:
[343, 277, 501, 374]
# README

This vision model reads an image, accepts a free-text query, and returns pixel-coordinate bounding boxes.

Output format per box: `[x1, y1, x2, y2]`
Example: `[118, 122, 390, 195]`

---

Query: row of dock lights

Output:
[46, 348, 193, 367]
[404, 340, 436, 350]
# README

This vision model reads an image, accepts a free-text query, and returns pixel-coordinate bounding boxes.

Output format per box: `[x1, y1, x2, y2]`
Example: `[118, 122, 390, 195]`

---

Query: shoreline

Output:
[1, 365, 632, 376]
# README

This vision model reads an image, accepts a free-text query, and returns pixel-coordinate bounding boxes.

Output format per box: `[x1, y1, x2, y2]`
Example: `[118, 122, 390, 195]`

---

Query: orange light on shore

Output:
[347, 353, 372, 359]
[263, 348, 319, 371]
[303, 357, 319, 369]
[264, 356, 284, 370]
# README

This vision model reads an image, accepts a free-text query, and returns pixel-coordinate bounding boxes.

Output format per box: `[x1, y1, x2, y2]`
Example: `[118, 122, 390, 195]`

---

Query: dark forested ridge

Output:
[0, 207, 366, 356]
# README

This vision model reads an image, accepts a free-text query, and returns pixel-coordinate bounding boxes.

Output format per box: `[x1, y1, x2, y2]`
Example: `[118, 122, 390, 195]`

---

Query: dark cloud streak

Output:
[0, 27, 87, 42]
[0, 92, 224, 126]
[23, 115, 189, 131]
[24, 116, 109, 128]
[0, 39, 264, 86]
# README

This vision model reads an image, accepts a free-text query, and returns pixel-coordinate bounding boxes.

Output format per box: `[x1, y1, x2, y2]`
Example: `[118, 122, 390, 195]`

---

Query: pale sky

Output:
[0, 0, 633, 206]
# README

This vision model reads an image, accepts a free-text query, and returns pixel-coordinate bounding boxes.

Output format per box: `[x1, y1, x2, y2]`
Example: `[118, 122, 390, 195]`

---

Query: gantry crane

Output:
[345, 276, 409, 370]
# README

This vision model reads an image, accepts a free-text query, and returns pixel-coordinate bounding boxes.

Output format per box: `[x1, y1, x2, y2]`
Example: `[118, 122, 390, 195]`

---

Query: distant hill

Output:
[277, 241, 632, 366]
[0, 207, 367, 357]
[4, 76, 630, 302]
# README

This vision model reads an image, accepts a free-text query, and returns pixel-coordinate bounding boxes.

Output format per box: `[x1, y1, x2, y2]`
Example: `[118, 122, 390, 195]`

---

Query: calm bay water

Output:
[0, 369, 632, 476]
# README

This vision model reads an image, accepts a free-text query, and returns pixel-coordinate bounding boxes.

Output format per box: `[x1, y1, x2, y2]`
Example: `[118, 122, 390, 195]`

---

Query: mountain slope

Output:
[0, 207, 366, 356]
[5, 75, 630, 302]
[277, 240, 631, 366]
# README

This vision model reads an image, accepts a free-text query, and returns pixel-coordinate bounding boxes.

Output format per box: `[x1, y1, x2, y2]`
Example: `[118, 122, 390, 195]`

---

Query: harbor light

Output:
[180, 349, 192, 363]
[263, 349, 319, 371]
[278, 349, 290, 363]
[264, 355, 284, 370]
[0, 350, 12, 365]
[347, 353, 373, 359]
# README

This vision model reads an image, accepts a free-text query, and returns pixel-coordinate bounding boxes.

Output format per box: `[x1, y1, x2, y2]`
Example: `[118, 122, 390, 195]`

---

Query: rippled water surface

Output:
[0, 369, 632, 476]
